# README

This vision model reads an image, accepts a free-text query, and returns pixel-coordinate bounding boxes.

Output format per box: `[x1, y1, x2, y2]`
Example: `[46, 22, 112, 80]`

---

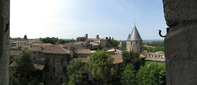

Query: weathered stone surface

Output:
[0, 0, 10, 85]
[163, 0, 197, 85]
[163, 0, 197, 26]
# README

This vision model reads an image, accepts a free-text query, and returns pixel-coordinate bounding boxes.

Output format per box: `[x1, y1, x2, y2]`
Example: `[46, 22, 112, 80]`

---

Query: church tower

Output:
[126, 25, 142, 53]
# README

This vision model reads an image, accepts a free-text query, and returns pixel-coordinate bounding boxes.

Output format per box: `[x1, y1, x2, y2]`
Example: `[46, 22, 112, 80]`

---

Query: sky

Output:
[10, 0, 167, 40]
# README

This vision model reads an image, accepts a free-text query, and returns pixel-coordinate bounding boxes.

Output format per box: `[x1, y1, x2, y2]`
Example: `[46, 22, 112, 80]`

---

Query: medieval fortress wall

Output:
[0, 0, 10, 85]
[163, 0, 197, 85]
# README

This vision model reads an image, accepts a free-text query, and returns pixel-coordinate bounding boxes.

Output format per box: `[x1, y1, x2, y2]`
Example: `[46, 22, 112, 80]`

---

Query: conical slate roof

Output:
[127, 25, 142, 41]
[127, 34, 131, 40]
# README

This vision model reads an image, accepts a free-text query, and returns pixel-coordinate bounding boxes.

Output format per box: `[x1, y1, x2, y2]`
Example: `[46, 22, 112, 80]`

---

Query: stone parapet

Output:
[163, 0, 197, 85]
[0, 0, 10, 85]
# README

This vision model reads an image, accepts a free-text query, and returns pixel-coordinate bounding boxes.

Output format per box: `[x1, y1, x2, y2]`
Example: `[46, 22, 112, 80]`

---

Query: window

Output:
[56, 59, 59, 64]
[53, 67, 56, 73]
[51, 76, 53, 80]
[53, 57, 54, 64]
[49, 57, 50, 63]
[60, 78, 63, 83]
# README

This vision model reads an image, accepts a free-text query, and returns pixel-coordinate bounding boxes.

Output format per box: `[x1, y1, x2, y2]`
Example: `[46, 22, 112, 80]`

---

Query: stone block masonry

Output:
[163, 0, 197, 85]
[0, 0, 10, 85]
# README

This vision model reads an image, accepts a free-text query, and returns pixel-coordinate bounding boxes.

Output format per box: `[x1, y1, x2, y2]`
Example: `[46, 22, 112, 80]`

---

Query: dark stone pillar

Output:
[0, 0, 10, 85]
[163, 0, 197, 85]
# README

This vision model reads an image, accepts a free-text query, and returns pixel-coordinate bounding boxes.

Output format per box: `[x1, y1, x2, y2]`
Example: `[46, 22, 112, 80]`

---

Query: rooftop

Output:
[127, 25, 142, 41]
[41, 44, 70, 54]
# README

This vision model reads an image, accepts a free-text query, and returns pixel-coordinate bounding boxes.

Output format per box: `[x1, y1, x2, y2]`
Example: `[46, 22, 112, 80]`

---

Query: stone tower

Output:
[126, 25, 142, 53]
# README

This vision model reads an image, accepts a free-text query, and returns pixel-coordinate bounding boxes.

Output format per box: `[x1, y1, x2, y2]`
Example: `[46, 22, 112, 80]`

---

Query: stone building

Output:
[126, 25, 142, 53]
[40, 45, 71, 84]
[77, 34, 88, 42]
[86, 38, 107, 49]
[144, 51, 165, 63]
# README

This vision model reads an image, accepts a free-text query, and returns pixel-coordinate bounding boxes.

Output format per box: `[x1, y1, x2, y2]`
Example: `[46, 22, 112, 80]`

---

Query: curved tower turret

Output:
[126, 25, 142, 53]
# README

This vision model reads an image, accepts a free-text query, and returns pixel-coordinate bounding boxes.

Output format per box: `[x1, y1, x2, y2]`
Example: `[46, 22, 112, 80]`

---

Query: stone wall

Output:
[126, 41, 142, 53]
[0, 0, 10, 85]
[163, 0, 197, 85]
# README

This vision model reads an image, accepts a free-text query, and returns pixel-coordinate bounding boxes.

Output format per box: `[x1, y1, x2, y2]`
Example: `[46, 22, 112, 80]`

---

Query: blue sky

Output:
[10, 0, 167, 40]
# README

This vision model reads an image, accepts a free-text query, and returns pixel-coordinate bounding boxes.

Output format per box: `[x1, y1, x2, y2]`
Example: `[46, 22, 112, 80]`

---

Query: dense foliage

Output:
[119, 51, 146, 85]
[85, 50, 115, 84]
[136, 63, 166, 85]
[66, 59, 84, 85]
[13, 49, 35, 77]
[120, 63, 136, 85]
[40, 37, 74, 44]
[9, 74, 20, 85]
[106, 37, 119, 48]
[121, 51, 145, 70]
[12, 49, 44, 85]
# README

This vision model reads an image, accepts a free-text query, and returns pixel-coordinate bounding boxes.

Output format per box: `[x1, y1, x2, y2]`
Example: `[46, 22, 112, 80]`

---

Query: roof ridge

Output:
[58, 44, 70, 54]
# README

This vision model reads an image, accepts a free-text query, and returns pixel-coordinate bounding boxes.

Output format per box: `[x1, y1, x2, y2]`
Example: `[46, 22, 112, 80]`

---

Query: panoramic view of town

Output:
[9, 27, 165, 85]
[1, 0, 196, 85]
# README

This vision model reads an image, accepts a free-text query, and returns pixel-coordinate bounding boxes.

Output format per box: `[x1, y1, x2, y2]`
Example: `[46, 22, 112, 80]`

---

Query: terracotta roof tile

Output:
[111, 54, 123, 64]
[10, 46, 19, 50]
[31, 43, 52, 47]
[41, 45, 70, 54]
[29, 47, 42, 51]
[75, 49, 92, 54]
[10, 50, 21, 56]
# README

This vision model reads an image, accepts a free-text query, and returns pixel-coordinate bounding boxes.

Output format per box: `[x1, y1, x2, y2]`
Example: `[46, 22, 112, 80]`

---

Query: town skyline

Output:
[10, 0, 167, 40]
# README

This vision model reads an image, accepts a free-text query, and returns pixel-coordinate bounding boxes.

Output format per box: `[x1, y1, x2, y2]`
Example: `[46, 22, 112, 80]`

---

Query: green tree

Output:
[58, 39, 66, 44]
[13, 49, 35, 78]
[122, 51, 139, 66]
[136, 63, 166, 85]
[66, 60, 83, 85]
[40, 37, 55, 44]
[68, 70, 84, 85]
[131, 58, 145, 71]
[120, 63, 136, 85]
[120, 51, 145, 76]
[9, 74, 20, 85]
[65, 40, 73, 43]
[52, 37, 58, 42]
[67, 59, 83, 76]
[85, 50, 115, 84]
[112, 40, 119, 48]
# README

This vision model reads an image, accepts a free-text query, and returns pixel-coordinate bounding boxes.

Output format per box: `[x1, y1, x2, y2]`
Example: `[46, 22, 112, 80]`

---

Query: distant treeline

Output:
[40, 37, 74, 44]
